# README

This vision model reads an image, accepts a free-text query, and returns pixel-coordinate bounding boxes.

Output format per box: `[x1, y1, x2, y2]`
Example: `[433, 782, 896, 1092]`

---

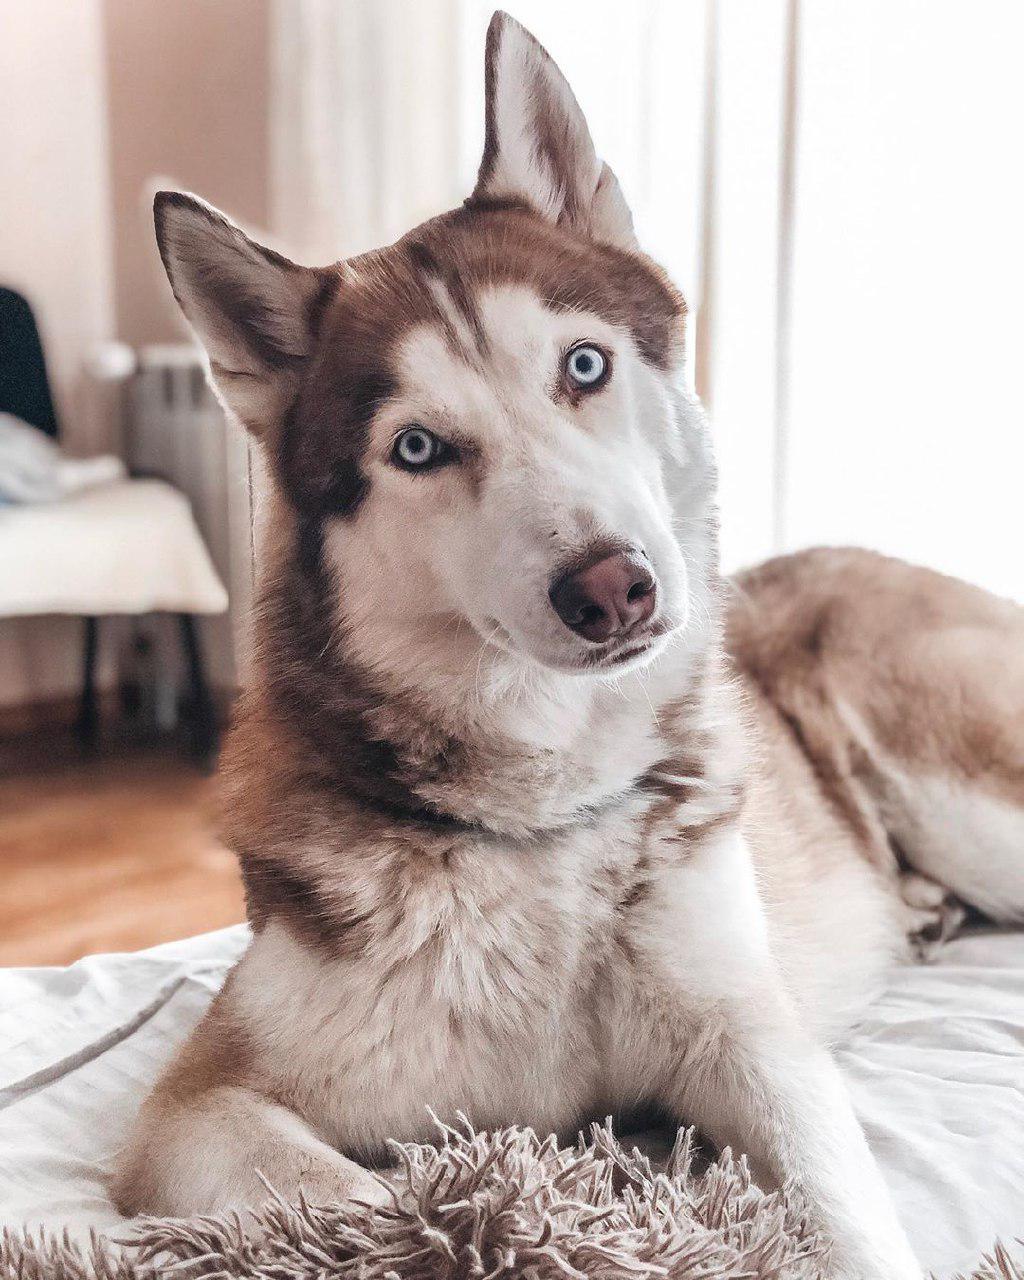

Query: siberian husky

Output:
[115, 14, 1024, 1278]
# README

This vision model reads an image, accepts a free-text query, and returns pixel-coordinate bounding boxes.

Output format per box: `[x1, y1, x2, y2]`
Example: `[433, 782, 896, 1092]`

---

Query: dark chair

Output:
[0, 286, 60, 439]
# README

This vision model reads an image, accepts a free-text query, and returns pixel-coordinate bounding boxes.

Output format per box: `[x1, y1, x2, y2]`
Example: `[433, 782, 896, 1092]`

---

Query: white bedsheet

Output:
[1, 926, 1021, 1277]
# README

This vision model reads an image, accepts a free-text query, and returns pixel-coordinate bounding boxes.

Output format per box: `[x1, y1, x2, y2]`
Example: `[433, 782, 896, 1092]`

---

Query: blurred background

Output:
[1, 0, 1021, 966]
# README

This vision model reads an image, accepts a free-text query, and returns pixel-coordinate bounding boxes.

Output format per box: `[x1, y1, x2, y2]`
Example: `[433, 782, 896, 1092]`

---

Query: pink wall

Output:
[102, 0, 271, 348]
[0, 1, 271, 709]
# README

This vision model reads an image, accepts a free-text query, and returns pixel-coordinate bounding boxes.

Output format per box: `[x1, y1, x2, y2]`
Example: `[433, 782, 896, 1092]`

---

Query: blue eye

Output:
[393, 426, 444, 470]
[565, 344, 608, 389]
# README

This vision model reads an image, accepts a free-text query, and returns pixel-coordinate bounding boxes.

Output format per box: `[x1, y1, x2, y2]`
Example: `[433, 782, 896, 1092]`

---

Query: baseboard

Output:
[0, 690, 115, 739]
[0, 685, 236, 741]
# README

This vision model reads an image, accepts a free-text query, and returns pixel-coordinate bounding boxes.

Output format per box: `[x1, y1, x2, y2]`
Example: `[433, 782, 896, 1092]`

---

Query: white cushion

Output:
[0, 478, 228, 617]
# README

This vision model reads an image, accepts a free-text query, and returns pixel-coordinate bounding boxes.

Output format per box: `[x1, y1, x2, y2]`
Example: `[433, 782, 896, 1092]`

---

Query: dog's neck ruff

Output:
[271, 678, 725, 846]
[260, 646, 668, 841]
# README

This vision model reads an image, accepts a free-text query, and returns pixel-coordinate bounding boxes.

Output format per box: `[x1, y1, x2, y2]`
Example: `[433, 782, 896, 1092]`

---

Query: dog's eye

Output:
[565, 344, 608, 390]
[392, 426, 448, 471]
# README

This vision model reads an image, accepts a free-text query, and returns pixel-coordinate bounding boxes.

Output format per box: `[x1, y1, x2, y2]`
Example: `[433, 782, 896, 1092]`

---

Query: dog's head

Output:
[155, 12, 715, 682]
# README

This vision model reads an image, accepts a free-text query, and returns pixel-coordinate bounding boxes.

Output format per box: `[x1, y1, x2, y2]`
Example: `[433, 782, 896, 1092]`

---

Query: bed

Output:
[1, 925, 1022, 1278]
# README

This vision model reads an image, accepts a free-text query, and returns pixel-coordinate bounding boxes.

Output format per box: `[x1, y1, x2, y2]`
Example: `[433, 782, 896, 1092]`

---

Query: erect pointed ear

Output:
[153, 191, 332, 435]
[473, 11, 636, 249]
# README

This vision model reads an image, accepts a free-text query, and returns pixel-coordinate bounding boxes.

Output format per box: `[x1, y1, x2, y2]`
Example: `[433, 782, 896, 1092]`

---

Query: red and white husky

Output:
[115, 14, 1024, 1278]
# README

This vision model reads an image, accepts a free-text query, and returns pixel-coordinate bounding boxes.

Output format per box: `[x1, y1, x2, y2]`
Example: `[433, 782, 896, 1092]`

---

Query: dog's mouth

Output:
[594, 637, 656, 667]
[579, 620, 674, 672]
[478, 614, 676, 676]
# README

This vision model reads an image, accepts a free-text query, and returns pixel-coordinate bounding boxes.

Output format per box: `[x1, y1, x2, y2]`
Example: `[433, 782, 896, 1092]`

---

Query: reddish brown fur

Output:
[729, 548, 1024, 828]
[276, 203, 684, 516]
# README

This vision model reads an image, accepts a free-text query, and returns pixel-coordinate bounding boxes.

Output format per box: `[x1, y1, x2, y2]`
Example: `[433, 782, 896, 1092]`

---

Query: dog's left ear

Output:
[473, 11, 637, 249]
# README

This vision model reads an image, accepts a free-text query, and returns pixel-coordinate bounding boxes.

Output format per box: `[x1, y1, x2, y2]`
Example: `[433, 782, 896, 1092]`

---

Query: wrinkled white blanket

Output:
[1, 926, 1021, 1278]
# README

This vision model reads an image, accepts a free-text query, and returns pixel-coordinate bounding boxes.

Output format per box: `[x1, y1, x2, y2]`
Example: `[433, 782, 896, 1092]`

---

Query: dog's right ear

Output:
[154, 191, 331, 436]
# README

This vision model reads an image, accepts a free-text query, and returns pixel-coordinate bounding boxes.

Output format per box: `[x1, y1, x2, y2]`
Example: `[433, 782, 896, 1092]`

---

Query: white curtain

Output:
[268, 1, 709, 323]
[782, 1, 1024, 602]
[269, 0, 1024, 601]
[269, 0, 464, 264]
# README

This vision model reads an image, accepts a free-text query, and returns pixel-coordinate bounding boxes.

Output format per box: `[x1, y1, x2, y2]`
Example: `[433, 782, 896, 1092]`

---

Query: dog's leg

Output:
[651, 832, 920, 1280]
[113, 1084, 388, 1219]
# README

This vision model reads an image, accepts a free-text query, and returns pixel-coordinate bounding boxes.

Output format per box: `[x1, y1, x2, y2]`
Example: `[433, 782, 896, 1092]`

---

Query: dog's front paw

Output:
[296, 1152, 393, 1212]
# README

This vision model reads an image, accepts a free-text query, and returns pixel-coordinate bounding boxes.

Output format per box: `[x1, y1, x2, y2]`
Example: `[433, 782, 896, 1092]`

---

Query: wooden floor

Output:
[0, 739, 246, 967]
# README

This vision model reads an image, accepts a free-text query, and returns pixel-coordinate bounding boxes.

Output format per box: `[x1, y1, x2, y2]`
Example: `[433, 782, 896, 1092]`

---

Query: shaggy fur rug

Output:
[1, 1120, 1019, 1280]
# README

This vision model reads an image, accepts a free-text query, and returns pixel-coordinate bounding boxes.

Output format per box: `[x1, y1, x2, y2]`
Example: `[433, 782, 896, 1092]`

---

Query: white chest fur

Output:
[228, 798, 651, 1157]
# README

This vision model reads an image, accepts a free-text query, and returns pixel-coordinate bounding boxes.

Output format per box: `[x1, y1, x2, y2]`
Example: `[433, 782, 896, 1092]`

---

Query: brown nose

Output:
[549, 551, 657, 643]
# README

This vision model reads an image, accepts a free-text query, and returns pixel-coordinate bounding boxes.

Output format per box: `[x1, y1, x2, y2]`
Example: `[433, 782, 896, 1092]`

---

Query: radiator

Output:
[129, 344, 256, 691]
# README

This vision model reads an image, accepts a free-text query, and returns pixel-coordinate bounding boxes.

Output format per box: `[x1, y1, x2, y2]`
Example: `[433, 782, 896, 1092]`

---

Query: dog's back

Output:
[730, 546, 1024, 924]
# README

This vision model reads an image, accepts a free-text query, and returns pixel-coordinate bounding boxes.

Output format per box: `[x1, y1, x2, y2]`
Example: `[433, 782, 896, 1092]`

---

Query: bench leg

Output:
[73, 616, 100, 750]
[178, 614, 219, 770]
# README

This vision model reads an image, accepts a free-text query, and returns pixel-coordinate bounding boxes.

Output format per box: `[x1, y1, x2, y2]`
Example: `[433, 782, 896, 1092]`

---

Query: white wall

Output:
[0, 0, 119, 708]
[0, 2, 116, 451]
